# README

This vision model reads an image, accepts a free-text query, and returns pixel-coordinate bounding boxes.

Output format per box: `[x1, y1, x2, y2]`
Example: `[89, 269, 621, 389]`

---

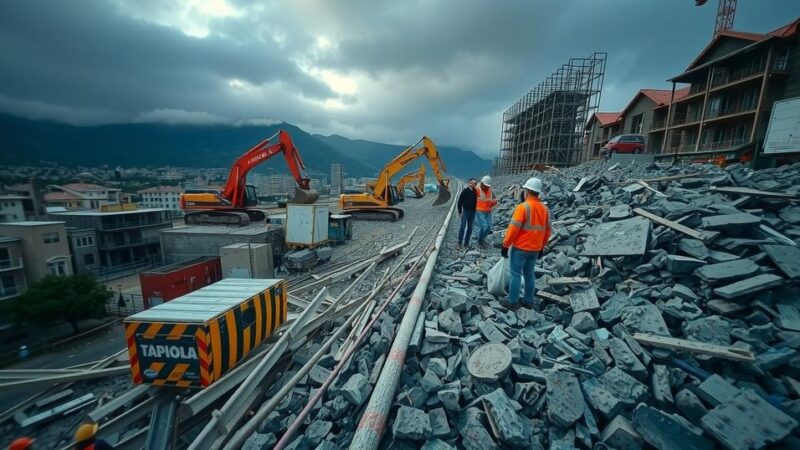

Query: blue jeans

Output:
[458, 210, 475, 246]
[475, 211, 492, 243]
[508, 247, 537, 306]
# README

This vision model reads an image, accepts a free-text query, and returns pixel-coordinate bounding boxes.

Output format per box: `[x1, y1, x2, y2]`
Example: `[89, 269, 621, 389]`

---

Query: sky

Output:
[0, 0, 798, 158]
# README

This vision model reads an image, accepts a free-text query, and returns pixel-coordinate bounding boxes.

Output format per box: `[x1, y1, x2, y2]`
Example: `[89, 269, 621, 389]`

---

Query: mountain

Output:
[0, 113, 490, 179]
[315, 134, 491, 179]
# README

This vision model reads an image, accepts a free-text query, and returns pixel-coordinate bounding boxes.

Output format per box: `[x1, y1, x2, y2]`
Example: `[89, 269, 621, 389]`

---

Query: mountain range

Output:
[0, 113, 491, 179]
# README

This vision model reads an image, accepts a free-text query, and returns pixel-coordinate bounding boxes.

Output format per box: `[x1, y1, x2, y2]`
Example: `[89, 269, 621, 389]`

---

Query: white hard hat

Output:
[523, 177, 543, 194]
[481, 175, 491, 186]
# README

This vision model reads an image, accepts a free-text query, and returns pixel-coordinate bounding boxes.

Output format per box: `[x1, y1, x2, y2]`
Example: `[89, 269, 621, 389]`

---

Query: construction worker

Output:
[501, 177, 551, 309]
[74, 422, 112, 450]
[456, 178, 478, 249]
[8, 437, 34, 450]
[475, 175, 497, 248]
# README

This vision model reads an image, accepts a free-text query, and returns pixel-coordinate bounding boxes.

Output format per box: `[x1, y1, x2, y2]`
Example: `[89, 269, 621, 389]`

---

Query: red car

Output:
[601, 134, 646, 159]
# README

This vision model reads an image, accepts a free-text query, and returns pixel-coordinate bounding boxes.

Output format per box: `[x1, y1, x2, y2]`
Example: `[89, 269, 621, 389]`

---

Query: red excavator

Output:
[180, 130, 320, 226]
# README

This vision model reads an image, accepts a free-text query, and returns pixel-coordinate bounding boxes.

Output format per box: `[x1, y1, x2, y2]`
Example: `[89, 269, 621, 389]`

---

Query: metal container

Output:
[139, 256, 222, 309]
[328, 214, 353, 244]
[220, 243, 274, 279]
[124, 278, 287, 388]
[285, 204, 329, 246]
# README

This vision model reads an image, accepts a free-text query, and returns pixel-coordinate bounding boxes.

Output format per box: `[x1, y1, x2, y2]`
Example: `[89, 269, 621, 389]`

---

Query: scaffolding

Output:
[495, 52, 606, 174]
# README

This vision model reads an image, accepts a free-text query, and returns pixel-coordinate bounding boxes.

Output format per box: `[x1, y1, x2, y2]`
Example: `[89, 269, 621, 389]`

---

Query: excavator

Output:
[180, 130, 319, 226]
[395, 164, 426, 200]
[339, 136, 450, 221]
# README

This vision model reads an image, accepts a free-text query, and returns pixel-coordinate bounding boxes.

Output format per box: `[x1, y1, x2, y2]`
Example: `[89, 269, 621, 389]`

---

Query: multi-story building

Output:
[3, 181, 47, 220]
[0, 221, 73, 284]
[0, 236, 26, 301]
[44, 183, 121, 210]
[68, 227, 100, 274]
[330, 164, 343, 196]
[137, 186, 184, 216]
[656, 18, 800, 162]
[584, 112, 621, 160]
[0, 195, 28, 223]
[50, 207, 172, 272]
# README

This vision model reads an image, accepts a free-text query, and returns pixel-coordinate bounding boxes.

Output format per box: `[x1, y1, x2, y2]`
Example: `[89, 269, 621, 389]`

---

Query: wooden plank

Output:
[633, 207, 715, 243]
[612, 172, 704, 185]
[632, 333, 755, 362]
[637, 180, 667, 197]
[710, 186, 800, 199]
[536, 291, 570, 306]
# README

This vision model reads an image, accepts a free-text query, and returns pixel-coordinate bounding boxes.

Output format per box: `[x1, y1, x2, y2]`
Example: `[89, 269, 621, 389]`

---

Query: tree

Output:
[8, 273, 112, 334]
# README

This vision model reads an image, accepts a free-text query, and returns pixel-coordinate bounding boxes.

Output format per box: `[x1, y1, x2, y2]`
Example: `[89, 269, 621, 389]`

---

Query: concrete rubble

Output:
[240, 159, 800, 449]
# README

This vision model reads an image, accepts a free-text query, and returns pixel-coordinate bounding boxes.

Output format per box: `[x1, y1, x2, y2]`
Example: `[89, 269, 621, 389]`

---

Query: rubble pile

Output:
[377, 159, 800, 449]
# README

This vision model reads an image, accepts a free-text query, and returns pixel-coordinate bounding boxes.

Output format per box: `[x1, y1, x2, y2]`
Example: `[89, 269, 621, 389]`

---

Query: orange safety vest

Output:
[476, 184, 494, 212]
[502, 197, 551, 251]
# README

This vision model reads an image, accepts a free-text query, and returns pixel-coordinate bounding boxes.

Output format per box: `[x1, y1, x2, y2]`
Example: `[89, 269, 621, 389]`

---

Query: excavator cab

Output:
[245, 185, 259, 206]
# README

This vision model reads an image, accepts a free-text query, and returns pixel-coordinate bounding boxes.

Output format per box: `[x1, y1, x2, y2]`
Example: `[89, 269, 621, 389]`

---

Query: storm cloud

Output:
[0, 0, 797, 156]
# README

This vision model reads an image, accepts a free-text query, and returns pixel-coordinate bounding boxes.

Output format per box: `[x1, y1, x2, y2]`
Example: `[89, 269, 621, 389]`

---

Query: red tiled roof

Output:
[595, 112, 621, 126]
[767, 18, 800, 38]
[716, 30, 767, 42]
[44, 192, 81, 201]
[640, 89, 673, 107]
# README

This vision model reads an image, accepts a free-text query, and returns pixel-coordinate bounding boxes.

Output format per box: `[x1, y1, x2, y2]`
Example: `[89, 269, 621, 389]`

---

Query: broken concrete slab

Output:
[684, 315, 732, 346]
[695, 259, 760, 283]
[632, 404, 714, 450]
[456, 407, 499, 450]
[666, 255, 707, 274]
[428, 407, 450, 439]
[777, 304, 800, 332]
[581, 216, 651, 257]
[420, 439, 456, 450]
[483, 388, 528, 447]
[393, 406, 432, 441]
[607, 337, 647, 378]
[651, 364, 673, 406]
[438, 308, 463, 334]
[697, 374, 740, 407]
[714, 274, 784, 299]
[601, 415, 643, 450]
[763, 245, 800, 279]
[597, 367, 648, 407]
[701, 389, 798, 450]
[701, 212, 761, 231]
[340, 373, 370, 406]
[467, 343, 512, 383]
[545, 371, 584, 428]
[621, 304, 670, 336]
[675, 388, 709, 424]
[570, 312, 598, 333]
[305, 420, 332, 447]
[570, 287, 600, 312]
[581, 378, 622, 419]
[608, 204, 633, 220]
[679, 238, 709, 260]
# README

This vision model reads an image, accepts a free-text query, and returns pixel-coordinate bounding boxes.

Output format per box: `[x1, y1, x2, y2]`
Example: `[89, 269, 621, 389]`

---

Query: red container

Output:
[139, 256, 222, 309]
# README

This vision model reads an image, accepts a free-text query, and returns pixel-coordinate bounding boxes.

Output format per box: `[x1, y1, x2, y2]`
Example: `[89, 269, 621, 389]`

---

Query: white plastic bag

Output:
[486, 257, 524, 297]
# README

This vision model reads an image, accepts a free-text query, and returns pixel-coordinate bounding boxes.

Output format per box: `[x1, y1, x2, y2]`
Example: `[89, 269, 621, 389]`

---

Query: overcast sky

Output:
[1, 0, 798, 157]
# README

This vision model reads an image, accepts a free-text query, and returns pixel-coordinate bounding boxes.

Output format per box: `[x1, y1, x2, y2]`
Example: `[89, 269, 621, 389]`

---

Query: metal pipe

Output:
[273, 221, 442, 450]
[349, 184, 457, 449]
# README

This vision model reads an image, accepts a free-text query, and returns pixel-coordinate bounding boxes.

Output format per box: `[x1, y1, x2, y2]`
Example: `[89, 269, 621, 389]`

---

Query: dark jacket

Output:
[458, 186, 477, 214]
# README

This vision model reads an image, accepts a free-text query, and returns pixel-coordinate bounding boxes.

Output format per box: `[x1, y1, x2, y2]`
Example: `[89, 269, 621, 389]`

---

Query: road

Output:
[0, 324, 127, 412]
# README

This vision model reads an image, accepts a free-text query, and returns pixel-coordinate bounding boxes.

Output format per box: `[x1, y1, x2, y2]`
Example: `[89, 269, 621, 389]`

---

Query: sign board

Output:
[764, 96, 800, 155]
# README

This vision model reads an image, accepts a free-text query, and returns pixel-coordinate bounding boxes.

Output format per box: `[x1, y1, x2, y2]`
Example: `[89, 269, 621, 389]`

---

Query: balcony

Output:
[0, 258, 23, 272]
[100, 236, 161, 250]
[699, 137, 749, 152]
[710, 64, 764, 90]
[650, 119, 667, 131]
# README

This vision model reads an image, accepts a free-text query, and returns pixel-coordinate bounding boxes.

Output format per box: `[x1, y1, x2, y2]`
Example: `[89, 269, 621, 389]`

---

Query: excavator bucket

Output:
[433, 183, 451, 206]
[290, 187, 320, 204]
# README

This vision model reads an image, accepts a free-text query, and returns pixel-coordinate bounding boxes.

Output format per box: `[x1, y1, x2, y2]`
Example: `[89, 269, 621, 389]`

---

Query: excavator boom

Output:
[181, 130, 319, 225]
[396, 164, 426, 199]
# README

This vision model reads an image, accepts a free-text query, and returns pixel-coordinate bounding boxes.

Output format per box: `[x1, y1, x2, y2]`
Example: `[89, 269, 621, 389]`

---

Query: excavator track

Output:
[184, 211, 254, 226]
[344, 208, 404, 221]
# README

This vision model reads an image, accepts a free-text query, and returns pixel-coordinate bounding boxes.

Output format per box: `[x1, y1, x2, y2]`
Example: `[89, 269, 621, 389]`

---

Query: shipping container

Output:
[124, 278, 287, 388]
[139, 256, 222, 309]
[328, 214, 353, 244]
[285, 204, 329, 246]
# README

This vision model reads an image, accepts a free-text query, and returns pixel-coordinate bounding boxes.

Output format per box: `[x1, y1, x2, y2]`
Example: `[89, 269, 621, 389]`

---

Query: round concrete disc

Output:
[467, 342, 512, 382]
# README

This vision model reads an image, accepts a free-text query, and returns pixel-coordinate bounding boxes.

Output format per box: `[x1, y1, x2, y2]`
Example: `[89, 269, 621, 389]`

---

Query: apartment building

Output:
[0, 237, 26, 301]
[44, 183, 121, 211]
[657, 18, 800, 162]
[137, 186, 184, 216]
[0, 221, 73, 283]
[2, 181, 46, 221]
[585, 112, 622, 159]
[0, 195, 27, 223]
[50, 207, 172, 272]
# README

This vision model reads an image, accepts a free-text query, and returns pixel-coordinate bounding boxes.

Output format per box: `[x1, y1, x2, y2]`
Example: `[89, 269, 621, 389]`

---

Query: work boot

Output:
[503, 301, 522, 312]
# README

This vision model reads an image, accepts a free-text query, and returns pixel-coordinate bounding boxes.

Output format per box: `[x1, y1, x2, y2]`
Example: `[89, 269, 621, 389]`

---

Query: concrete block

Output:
[701, 389, 798, 450]
[714, 274, 783, 299]
[243, 432, 277, 450]
[456, 407, 499, 450]
[621, 304, 670, 336]
[341, 373, 370, 406]
[421, 369, 443, 393]
[420, 439, 456, 450]
[393, 406, 432, 441]
[570, 287, 600, 312]
[697, 374, 740, 406]
[607, 337, 647, 378]
[702, 213, 761, 231]
[511, 363, 546, 382]
[483, 388, 528, 446]
[305, 420, 332, 447]
[679, 238, 709, 260]
[675, 388, 709, 424]
[608, 204, 632, 220]
[597, 367, 648, 407]
[569, 312, 597, 333]
[684, 315, 732, 346]
[651, 364, 673, 405]
[763, 245, 800, 280]
[427, 358, 447, 379]
[601, 415, 643, 450]
[581, 378, 622, 419]
[632, 404, 714, 450]
[545, 371, 584, 427]
[695, 259, 760, 283]
[439, 308, 463, 334]
[428, 407, 451, 438]
[666, 255, 707, 274]
[581, 217, 651, 257]
[437, 388, 460, 411]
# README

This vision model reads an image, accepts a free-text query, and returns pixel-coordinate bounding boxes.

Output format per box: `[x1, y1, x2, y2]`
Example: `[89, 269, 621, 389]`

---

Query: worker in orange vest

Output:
[475, 175, 497, 248]
[501, 177, 551, 309]
[74, 423, 112, 450]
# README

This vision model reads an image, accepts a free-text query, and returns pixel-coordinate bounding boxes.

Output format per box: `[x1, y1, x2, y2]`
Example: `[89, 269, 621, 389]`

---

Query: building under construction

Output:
[495, 52, 606, 174]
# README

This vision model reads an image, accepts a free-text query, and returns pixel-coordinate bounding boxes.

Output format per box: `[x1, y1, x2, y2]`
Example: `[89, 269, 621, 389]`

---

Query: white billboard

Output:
[764, 96, 800, 155]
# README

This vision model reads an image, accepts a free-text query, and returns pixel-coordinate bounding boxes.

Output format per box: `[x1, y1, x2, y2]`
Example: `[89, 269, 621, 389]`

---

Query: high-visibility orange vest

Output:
[476, 184, 494, 212]
[502, 197, 551, 251]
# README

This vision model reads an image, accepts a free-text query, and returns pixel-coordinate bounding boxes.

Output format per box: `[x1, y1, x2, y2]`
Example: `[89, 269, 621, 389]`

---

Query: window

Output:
[707, 97, 722, 118]
[1, 275, 16, 295]
[74, 236, 95, 248]
[631, 114, 644, 134]
[43, 232, 60, 244]
[83, 253, 95, 266]
[48, 258, 67, 276]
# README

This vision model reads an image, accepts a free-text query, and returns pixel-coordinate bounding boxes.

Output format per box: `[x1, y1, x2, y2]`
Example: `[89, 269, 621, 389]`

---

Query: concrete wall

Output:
[68, 228, 100, 274]
[161, 226, 285, 265]
[0, 199, 25, 223]
[623, 96, 657, 137]
[0, 239, 27, 299]
[220, 243, 274, 278]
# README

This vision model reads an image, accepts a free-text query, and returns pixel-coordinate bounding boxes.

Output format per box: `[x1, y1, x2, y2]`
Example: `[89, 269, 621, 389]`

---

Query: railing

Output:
[699, 137, 748, 152]
[672, 114, 701, 126]
[706, 105, 756, 119]
[0, 258, 23, 271]
[105, 293, 145, 317]
[650, 118, 666, 130]
[710, 63, 764, 88]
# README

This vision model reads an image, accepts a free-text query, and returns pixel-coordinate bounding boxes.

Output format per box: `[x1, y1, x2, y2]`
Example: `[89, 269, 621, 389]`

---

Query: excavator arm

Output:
[396, 164, 426, 199]
[221, 130, 317, 207]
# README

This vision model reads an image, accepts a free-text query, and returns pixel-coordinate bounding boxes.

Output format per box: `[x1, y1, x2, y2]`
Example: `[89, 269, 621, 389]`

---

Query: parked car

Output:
[601, 134, 646, 159]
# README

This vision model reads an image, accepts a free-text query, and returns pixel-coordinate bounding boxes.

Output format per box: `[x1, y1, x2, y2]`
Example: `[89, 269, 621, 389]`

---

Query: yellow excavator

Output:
[396, 164, 426, 200]
[339, 136, 450, 221]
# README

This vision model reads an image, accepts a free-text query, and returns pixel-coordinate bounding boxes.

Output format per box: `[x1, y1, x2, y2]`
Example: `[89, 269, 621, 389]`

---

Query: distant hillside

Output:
[0, 113, 491, 179]
[315, 134, 491, 179]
